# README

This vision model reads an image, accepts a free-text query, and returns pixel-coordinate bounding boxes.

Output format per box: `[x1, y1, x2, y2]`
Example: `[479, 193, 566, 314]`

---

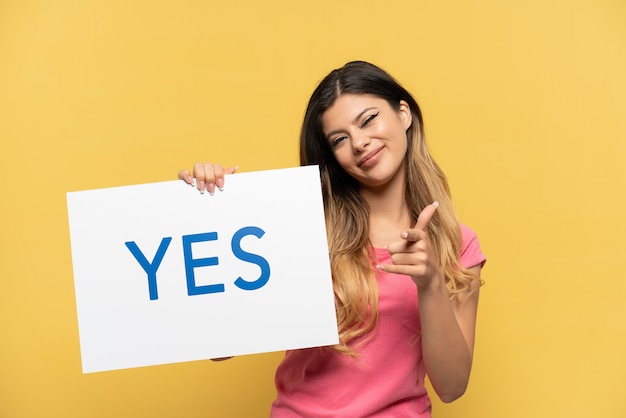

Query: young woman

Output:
[178, 61, 486, 417]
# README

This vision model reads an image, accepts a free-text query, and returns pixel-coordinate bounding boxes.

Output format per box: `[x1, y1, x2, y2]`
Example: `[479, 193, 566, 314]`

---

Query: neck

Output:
[360, 169, 413, 248]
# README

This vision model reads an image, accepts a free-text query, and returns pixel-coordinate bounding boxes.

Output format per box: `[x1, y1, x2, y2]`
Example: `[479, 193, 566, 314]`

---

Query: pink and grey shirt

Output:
[271, 224, 486, 417]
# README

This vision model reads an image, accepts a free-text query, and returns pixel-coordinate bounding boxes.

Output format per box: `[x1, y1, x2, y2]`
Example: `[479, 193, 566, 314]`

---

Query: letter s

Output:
[231, 226, 270, 291]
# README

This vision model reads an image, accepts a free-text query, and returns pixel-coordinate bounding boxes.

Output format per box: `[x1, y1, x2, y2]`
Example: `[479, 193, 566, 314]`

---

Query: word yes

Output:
[125, 226, 270, 300]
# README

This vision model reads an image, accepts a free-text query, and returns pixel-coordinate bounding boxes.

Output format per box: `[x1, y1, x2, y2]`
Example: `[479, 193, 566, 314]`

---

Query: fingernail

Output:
[216, 178, 224, 191]
[233, 165, 239, 172]
[432, 201, 440, 208]
[208, 183, 215, 196]
[376, 264, 385, 271]
[401, 231, 408, 239]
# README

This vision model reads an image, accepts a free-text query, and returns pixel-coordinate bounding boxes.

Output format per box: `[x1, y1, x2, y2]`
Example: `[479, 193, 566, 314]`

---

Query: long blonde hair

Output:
[300, 61, 480, 353]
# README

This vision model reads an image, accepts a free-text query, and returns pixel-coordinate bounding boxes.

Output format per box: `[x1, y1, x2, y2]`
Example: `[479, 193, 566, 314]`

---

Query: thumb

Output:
[414, 201, 439, 231]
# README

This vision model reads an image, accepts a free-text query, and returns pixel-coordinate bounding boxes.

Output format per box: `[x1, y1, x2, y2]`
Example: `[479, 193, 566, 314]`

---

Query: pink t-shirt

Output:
[270, 224, 486, 418]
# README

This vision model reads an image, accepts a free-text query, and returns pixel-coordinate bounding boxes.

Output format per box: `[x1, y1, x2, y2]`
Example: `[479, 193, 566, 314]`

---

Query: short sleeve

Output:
[459, 224, 487, 269]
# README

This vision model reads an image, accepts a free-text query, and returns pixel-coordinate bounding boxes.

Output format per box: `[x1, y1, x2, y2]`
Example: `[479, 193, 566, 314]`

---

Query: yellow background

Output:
[1, 0, 625, 417]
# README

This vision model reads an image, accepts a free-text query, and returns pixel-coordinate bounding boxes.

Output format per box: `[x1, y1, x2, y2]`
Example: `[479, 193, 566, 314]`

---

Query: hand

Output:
[178, 162, 238, 195]
[378, 201, 441, 288]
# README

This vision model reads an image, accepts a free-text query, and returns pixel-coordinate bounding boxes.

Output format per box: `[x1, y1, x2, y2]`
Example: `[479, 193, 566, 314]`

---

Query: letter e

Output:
[182, 232, 225, 295]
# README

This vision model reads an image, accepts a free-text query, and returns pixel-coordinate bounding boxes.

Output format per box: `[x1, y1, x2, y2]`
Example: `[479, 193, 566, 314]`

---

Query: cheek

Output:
[332, 150, 348, 167]
[401, 134, 409, 153]
[396, 126, 410, 151]
[331, 148, 354, 171]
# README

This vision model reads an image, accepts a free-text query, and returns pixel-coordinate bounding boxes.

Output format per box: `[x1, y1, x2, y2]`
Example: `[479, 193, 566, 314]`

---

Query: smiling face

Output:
[321, 93, 413, 190]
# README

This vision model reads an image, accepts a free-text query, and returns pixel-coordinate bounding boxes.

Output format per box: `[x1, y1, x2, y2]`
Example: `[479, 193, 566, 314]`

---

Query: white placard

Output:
[67, 165, 338, 373]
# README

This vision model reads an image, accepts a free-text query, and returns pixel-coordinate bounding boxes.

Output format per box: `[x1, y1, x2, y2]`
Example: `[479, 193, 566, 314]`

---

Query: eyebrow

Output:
[324, 107, 378, 141]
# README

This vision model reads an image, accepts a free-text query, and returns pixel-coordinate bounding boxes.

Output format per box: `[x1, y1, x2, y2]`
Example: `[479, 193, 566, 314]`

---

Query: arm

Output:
[379, 202, 481, 402]
[416, 264, 481, 403]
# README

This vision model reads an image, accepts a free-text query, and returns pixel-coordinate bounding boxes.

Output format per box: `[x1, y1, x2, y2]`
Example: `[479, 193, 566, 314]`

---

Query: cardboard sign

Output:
[66, 166, 338, 373]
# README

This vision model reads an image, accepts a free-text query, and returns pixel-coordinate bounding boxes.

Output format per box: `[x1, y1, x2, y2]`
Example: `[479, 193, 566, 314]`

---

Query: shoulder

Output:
[459, 224, 487, 269]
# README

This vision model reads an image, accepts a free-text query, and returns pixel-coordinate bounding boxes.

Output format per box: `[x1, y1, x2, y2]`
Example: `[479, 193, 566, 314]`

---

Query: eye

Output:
[361, 111, 379, 128]
[330, 135, 347, 148]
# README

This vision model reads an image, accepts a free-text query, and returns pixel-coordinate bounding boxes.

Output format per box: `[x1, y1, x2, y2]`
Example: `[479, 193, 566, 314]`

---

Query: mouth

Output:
[357, 146, 384, 168]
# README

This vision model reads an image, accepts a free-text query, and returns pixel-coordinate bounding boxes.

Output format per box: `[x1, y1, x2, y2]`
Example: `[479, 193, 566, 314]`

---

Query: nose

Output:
[352, 133, 370, 154]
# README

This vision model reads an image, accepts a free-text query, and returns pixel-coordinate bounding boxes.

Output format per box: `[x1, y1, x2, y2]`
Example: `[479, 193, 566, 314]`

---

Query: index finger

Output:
[178, 169, 193, 185]
[413, 201, 439, 231]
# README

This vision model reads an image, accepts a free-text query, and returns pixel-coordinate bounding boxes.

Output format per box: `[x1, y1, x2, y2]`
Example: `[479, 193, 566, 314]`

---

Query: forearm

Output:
[417, 274, 475, 403]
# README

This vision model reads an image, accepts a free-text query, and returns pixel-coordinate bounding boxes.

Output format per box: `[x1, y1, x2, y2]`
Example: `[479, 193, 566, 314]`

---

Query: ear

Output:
[398, 100, 413, 130]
